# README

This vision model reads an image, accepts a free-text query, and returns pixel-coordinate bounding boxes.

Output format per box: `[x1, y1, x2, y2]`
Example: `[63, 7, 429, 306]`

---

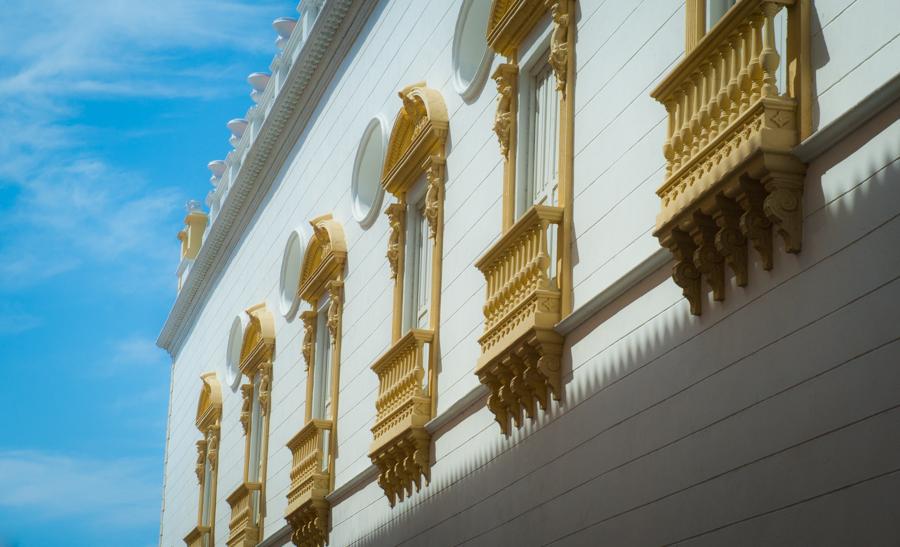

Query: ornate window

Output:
[477, 0, 575, 435]
[651, 0, 811, 315]
[370, 82, 448, 506]
[185, 373, 223, 547]
[285, 213, 346, 547]
[226, 303, 275, 547]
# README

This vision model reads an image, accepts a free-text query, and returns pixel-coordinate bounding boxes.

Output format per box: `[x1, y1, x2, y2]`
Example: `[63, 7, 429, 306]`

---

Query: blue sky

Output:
[0, 1, 294, 545]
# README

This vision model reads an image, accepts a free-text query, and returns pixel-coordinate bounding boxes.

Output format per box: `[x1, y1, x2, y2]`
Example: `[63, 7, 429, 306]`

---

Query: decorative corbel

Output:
[239, 383, 253, 434]
[195, 439, 207, 483]
[327, 279, 343, 340]
[258, 360, 273, 416]
[763, 172, 804, 254]
[424, 157, 445, 240]
[300, 310, 317, 371]
[206, 425, 219, 469]
[662, 229, 702, 316]
[492, 63, 518, 158]
[546, 0, 570, 95]
[386, 203, 406, 279]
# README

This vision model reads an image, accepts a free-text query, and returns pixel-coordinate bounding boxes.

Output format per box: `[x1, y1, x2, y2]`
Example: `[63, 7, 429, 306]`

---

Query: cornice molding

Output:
[157, 0, 374, 357]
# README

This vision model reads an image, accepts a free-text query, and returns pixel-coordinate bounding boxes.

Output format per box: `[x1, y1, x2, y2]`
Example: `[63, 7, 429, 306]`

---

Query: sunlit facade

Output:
[158, 1, 900, 545]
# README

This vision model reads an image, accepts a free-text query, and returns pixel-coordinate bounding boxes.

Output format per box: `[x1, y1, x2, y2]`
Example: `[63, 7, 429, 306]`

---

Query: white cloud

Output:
[0, 450, 160, 528]
[0, 313, 41, 335]
[112, 335, 169, 367]
[0, 0, 286, 289]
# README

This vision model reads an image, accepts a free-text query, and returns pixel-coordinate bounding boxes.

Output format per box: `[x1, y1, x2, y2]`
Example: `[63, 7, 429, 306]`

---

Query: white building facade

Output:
[158, 0, 900, 545]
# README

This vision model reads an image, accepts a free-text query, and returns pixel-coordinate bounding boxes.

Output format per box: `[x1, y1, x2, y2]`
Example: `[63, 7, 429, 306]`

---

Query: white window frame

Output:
[514, 17, 557, 218]
[247, 373, 264, 524]
[201, 450, 213, 526]
[403, 176, 432, 332]
[311, 296, 333, 420]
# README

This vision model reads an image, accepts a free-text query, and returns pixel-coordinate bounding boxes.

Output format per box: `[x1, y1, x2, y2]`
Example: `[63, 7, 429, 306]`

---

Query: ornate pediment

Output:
[298, 213, 347, 303]
[196, 372, 223, 431]
[381, 83, 448, 197]
[239, 303, 275, 375]
[487, 0, 549, 58]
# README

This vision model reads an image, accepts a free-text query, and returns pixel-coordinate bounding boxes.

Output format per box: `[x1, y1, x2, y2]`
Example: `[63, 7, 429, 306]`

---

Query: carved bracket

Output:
[424, 157, 444, 240]
[300, 310, 317, 372]
[258, 360, 273, 416]
[386, 203, 405, 279]
[326, 280, 343, 341]
[546, 0, 570, 96]
[287, 499, 329, 547]
[239, 383, 253, 435]
[371, 428, 431, 507]
[492, 63, 518, 158]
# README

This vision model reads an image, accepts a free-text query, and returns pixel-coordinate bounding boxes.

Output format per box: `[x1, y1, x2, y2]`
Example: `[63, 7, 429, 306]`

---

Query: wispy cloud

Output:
[112, 335, 169, 368]
[0, 0, 284, 290]
[0, 450, 160, 527]
[0, 312, 41, 335]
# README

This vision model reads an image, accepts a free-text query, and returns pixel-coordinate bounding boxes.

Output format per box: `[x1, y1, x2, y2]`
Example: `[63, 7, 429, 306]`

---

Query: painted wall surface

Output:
[159, 0, 900, 546]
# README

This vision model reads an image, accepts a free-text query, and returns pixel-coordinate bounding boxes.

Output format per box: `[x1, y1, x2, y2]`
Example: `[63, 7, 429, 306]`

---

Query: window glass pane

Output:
[248, 377, 262, 482]
[312, 299, 332, 420]
[707, 0, 736, 30]
[416, 206, 431, 329]
[403, 197, 431, 331]
[201, 453, 213, 525]
[526, 61, 558, 210]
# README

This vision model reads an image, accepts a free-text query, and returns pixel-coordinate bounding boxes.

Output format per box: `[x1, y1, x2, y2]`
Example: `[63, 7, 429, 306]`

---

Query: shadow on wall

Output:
[808, 1, 828, 133]
[343, 98, 900, 546]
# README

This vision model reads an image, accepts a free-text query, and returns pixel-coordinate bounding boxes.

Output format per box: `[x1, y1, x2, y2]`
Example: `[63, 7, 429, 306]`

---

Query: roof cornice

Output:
[157, 0, 374, 357]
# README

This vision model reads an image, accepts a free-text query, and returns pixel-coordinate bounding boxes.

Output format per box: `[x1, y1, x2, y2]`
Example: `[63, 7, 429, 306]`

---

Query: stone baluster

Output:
[760, 2, 781, 98]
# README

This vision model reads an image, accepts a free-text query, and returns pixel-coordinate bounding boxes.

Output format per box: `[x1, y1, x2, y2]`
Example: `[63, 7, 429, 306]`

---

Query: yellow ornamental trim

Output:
[475, 205, 564, 435]
[196, 372, 222, 431]
[381, 83, 448, 198]
[650, 0, 809, 315]
[239, 303, 275, 376]
[285, 419, 332, 547]
[369, 329, 434, 506]
[226, 482, 261, 547]
[298, 213, 348, 304]
[486, 0, 548, 58]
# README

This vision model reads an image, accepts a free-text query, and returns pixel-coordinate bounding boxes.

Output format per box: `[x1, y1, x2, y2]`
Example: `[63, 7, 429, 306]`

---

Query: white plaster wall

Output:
[160, 0, 900, 545]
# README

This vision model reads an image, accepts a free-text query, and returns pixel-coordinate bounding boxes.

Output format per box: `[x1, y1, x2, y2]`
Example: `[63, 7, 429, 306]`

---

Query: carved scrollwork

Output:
[206, 426, 219, 470]
[714, 195, 748, 287]
[239, 383, 253, 435]
[546, 0, 570, 95]
[258, 360, 272, 416]
[300, 310, 316, 372]
[763, 173, 804, 254]
[691, 212, 725, 302]
[195, 439, 207, 483]
[424, 159, 444, 240]
[492, 63, 518, 158]
[326, 280, 343, 340]
[737, 176, 774, 271]
[663, 229, 702, 316]
[386, 203, 405, 279]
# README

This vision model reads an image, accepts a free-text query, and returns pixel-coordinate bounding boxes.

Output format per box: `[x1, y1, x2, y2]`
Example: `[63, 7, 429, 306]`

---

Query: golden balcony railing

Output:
[651, 0, 807, 315]
[226, 482, 260, 547]
[475, 205, 565, 435]
[183, 525, 210, 547]
[284, 419, 332, 547]
[369, 328, 434, 506]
